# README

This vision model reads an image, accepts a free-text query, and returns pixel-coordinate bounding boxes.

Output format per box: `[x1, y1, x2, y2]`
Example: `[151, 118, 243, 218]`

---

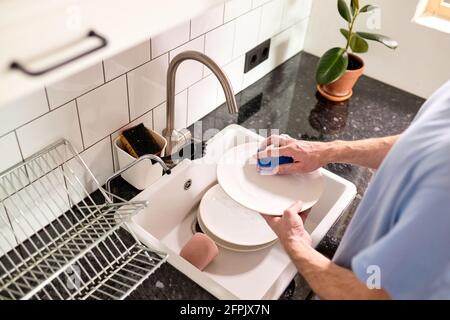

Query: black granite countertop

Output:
[111, 52, 424, 300]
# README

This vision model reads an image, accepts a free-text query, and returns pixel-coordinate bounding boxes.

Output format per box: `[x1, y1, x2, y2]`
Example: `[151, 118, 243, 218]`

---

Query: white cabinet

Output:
[0, 0, 223, 108]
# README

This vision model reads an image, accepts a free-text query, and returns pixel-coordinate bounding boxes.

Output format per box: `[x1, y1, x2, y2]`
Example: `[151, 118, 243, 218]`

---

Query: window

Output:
[413, 0, 450, 33]
[426, 0, 450, 19]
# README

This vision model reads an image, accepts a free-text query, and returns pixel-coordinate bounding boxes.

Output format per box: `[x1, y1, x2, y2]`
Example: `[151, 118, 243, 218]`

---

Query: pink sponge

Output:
[180, 233, 219, 271]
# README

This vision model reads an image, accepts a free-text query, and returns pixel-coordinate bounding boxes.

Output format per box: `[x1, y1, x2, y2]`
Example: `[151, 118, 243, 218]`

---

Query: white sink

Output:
[126, 124, 356, 299]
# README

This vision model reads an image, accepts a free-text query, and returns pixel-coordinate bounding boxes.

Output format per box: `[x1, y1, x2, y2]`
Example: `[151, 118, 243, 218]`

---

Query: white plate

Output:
[217, 142, 325, 216]
[199, 184, 277, 247]
[197, 212, 278, 252]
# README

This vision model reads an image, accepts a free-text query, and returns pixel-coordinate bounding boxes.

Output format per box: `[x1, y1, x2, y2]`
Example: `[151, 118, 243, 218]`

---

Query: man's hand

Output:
[257, 134, 401, 172]
[262, 201, 312, 253]
[263, 201, 390, 300]
[257, 135, 331, 174]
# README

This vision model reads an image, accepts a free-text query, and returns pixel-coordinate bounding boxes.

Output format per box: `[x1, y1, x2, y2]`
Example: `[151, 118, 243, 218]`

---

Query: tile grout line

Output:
[184, 87, 189, 128]
[202, 33, 207, 78]
[101, 61, 107, 83]
[222, 1, 226, 23]
[74, 99, 86, 151]
[49, 70, 133, 112]
[151, 109, 155, 132]
[230, 14, 238, 62]
[83, 133, 111, 153]
[186, 86, 190, 127]
[13, 130, 25, 161]
[44, 87, 51, 111]
[149, 38, 152, 61]
[109, 134, 116, 171]
[255, 5, 263, 44]
[125, 73, 131, 122]
[119, 97, 164, 136]
[8, 99, 76, 137]
[189, 19, 192, 40]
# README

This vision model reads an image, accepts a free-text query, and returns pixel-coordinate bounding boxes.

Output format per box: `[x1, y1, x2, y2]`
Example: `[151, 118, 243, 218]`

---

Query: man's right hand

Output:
[256, 134, 331, 174]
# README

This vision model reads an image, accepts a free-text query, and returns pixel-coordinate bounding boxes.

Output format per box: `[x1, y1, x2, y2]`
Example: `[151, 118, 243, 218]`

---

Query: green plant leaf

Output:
[357, 32, 399, 49]
[350, 33, 369, 53]
[340, 28, 350, 41]
[360, 4, 379, 12]
[350, 0, 359, 14]
[338, 0, 352, 23]
[316, 47, 349, 85]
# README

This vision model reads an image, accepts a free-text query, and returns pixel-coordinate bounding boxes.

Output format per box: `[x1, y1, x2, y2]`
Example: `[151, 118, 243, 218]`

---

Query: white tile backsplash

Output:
[0, 89, 49, 137]
[253, 0, 273, 7]
[77, 76, 129, 148]
[0, 133, 22, 173]
[152, 103, 167, 135]
[243, 18, 308, 88]
[152, 89, 189, 135]
[259, 0, 284, 42]
[217, 55, 245, 105]
[169, 36, 205, 94]
[46, 63, 104, 109]
[112, 109, 154, 144]
[16, 101, 83, 158]
[275, 17, 309, 62]
[224, 0, 253, 22]
[103, 41, 151, 81]
[281, 0, 312, 29]
[187, 75, 218, 126]
[78, 137, 114, 193]
[173, 89, 189, 130]
[191, 4, 225, 39]
[151, 22, 190, 58]
[127, 54, 169, 120]
[233, 8, 262, 59]
[1, 0, 311, 212]
[205, 21, 236, 73]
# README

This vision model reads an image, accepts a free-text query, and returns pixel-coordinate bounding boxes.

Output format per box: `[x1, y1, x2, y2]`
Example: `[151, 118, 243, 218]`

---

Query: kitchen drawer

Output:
[0, 0, 223, 108]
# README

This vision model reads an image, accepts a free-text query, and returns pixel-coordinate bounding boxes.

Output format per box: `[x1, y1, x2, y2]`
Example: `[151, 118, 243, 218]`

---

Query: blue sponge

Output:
[257, 148, 294, 172]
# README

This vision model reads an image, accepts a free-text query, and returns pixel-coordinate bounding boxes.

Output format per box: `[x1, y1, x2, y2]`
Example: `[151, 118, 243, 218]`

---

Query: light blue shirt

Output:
[333, 80, 450, 299]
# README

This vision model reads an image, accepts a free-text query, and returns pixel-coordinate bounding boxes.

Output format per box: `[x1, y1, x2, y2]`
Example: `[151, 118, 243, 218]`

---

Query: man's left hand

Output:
[262, 201, 312, 253]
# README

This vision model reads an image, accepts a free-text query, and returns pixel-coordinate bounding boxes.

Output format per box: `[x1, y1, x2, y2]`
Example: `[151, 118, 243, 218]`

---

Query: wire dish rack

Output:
[0, 140, 168, 300]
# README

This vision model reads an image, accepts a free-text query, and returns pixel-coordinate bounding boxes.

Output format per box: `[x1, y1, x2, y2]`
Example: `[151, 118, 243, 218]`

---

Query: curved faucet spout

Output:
[163, 50, 239, 155]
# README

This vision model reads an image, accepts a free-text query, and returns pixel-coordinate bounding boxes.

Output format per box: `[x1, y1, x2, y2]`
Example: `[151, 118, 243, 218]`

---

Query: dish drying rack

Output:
[0, 140, 168, 300]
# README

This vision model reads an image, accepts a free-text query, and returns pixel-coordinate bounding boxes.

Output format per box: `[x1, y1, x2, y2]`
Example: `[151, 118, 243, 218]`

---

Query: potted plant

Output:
[315, 0, 398, 102]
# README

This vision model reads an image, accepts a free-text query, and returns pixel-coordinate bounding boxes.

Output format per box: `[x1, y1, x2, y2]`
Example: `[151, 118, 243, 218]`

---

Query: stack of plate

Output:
[198, 184, 278, 252]
[198, 142, 325, 252]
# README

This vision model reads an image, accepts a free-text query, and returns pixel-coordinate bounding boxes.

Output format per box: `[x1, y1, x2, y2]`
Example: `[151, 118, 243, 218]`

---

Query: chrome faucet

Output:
[163, 50, 239, 156]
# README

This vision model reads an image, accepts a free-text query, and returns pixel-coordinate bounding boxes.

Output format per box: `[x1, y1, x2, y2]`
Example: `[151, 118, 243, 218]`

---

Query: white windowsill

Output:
[413, 13, 450, 33]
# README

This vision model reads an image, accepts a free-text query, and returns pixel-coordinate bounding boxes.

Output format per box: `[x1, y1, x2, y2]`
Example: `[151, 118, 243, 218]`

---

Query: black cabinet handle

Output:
[10, 30, 108, 76]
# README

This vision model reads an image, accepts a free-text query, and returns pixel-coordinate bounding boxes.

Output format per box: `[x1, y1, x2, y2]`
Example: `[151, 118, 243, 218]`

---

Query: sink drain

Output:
[184, 179, 192, 190]
[191, 216, 203, 234]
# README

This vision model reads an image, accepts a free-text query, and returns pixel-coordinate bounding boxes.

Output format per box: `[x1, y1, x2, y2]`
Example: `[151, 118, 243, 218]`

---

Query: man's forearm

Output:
[287, 241, 390, 300]
[322, 135, 400, 170]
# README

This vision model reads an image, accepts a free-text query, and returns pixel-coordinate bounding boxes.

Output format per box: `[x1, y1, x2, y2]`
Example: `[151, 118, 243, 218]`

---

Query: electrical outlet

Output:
[244, 39, 271, 73]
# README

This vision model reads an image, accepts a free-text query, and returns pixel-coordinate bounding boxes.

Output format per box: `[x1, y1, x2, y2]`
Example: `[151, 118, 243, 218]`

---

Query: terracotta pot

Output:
[318, 53, 364, 102]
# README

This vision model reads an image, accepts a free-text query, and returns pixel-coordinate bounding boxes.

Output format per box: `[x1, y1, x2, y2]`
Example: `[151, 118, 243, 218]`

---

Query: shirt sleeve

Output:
[351, 177, 450, 299]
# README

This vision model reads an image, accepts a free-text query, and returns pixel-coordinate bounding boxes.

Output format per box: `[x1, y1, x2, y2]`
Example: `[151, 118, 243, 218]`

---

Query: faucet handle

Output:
[163, 128, 193, 155]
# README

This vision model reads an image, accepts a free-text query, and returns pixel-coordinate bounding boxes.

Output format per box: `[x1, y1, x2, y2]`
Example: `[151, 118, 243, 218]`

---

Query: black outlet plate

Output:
[244, 39, 271, 73]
